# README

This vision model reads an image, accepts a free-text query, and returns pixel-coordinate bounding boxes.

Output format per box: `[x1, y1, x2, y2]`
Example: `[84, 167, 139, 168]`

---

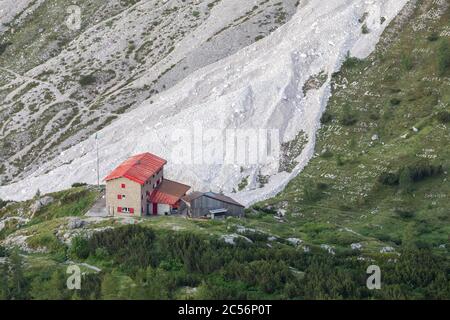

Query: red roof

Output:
[148, 179, 191, 205]
[104, 153, 167, 185]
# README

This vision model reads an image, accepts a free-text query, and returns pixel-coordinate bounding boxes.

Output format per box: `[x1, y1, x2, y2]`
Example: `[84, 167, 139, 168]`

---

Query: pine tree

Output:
[0, 263, 9, 300]
[8, 248, 26, 299]
[399, 167, 413, 193]
[101, 273, 120, 300]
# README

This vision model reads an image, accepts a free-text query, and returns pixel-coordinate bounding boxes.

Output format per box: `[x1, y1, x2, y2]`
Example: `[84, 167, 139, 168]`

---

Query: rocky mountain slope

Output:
[0, 0, 409, 204]
[0, 0, 298, 185]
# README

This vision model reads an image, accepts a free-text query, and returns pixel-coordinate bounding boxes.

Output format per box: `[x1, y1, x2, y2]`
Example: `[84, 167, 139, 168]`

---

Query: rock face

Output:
[380, 246, 395, 253]
[0, 0, 299, 186]
[287, 238, 303, 246]
[67, 218, 86, 230]
[2, 234, 46, 253]
[30, 196, 54, 216]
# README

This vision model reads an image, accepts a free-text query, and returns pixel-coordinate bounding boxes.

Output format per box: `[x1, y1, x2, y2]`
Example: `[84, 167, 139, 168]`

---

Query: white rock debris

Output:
[321, 244, 336, 255]
[221, 233, 253, 245]
[380, 246, 395, 253]
[0, 0, 410, 206]
[287, 238, 303, 246]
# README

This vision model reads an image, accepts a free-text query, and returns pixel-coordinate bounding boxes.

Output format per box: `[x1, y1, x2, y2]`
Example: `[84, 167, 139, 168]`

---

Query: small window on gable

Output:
[121, 183, 126, 188]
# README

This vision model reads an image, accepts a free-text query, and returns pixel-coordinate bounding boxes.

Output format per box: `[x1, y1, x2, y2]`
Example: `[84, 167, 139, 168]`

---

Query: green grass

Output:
[30, 187, 100, 224]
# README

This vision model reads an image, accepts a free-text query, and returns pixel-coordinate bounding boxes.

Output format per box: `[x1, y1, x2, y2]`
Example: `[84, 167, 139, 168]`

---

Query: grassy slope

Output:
[248, 0, 450, 254]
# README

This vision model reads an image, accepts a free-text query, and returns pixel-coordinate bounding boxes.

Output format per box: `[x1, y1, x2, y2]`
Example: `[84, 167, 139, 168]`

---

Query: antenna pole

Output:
[96, 133, 100, 189]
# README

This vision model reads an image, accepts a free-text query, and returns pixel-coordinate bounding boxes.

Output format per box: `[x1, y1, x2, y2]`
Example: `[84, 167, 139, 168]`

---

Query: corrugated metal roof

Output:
[149, 179, 191, 205]
[204, 192, 245, 208]
[182, 191, 245, 208]
[181, 191, 203, 202]
[104, 153, 167, 185]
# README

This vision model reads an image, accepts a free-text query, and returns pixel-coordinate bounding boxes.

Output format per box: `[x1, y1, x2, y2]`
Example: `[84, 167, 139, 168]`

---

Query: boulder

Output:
[380, 246, 395, 253]
[287, 238, 303, 246]
[68, 218, 86, 229]
[30, 196, 54, 215]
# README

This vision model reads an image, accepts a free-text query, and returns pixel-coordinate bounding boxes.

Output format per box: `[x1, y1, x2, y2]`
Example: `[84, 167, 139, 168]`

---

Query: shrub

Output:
[399, 167, 413, 193]
[78, 75, 96, 86]
[427, 32, 439, 42]
[340, 110, 358, 126]
[238, 176, 249, 191]
[401, 54, 413, 71]
[0, 245, 7, 257]
[71, 182, 87, 188]
[0, 42, 11, 55]
[0, 198, 9, 209]
[342, 52, 362, 69]
[303, 182, 323, 202]
[361, 24, 369, 34]
[320, 149, 334, 158]
[378, 172, 400, 186]
[394, 208, 415, 219]
[252, 205, 277, 215]
[316, 182, 329, 191]
[69, 236, 90, 260]
[320, 111, 333, 124]
[436, 111, 450, 123]
[335, 154, 344, 166]
[408, 162, 443, 182]
[340, 104, 358, 126]
[437, 40, 450, 75]
[379, 162, 443, 187]
[390, 98, 401, 106]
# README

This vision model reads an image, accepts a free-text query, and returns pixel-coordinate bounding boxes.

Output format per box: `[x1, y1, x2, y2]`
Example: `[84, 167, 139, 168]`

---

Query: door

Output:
[146, 203, 150, 216]
[152, 203, 158, 215]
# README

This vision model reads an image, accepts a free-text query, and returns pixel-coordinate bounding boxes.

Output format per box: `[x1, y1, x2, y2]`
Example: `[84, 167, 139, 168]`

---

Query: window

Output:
[121, 183, 126, 188]
[118, 207, 134, 214]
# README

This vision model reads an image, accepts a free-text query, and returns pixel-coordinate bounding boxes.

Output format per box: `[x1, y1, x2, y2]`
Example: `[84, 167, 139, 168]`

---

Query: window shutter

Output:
[130, 208, 134, 214]
[118, 207, 122, 212]
[117, 194, 122, 199]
